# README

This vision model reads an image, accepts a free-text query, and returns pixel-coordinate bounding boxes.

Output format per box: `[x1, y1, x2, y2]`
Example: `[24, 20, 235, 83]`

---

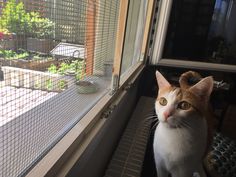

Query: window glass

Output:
[0, 0, 120, 176]
[163, 0, 236, 65]
[121, 0, 148, 74]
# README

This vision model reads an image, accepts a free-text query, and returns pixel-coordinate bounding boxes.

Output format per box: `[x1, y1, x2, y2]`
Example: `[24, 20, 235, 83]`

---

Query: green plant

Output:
[0, 0, 30, 35]
[57, 62, 71, 75]
[0, 1, 54, 38]
[58, 80, 67, 90]
[29, 12, 54, 38]
[46, 79, 53, 90]
[0, 49, 15, 58]
[47, 60, 85, 80]
[0, 49, 29, 59]
[48, 64, 57, 73]
[74, 60, 85, 80]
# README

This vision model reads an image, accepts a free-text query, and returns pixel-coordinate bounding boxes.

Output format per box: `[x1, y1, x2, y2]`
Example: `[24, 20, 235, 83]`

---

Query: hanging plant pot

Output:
[76, 80, 98, 94]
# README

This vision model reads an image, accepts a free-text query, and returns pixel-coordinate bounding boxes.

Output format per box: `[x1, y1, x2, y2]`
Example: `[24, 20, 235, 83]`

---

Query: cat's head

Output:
[155, 71, 213, 128]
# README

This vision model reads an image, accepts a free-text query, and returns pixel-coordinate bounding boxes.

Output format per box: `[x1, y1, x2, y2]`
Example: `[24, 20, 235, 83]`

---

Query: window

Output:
[0, 0, 154, 176]
[121, 0, 150, 75]
[0, 0, 120, 176]
[151, 0, 236, 72]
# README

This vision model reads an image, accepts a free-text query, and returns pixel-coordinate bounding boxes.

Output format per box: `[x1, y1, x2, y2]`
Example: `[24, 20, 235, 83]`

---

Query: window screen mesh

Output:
[0, 0, 120, 176]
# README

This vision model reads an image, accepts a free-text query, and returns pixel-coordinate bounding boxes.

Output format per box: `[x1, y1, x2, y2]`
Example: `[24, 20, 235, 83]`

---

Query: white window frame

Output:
[151, 0, 236, 73]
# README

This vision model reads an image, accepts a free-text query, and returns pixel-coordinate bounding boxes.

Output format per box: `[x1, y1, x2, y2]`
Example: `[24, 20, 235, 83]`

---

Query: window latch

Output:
[110, 74, 119, 95]
[101, 105, 116, 119]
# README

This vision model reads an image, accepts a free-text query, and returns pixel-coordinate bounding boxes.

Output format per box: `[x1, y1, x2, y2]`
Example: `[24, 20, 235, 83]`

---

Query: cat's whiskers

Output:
[143, 114, 158, 122]
[145, 115, 158, 120]
[181, 120, 192, 128]
[136, 114, 159, 130]
[179, 120, 193, 131]
[146, 114, 159, 128]
[144, 112, 156, 117]
[140, 114, 159, 130]
[151, 120, 159, 130]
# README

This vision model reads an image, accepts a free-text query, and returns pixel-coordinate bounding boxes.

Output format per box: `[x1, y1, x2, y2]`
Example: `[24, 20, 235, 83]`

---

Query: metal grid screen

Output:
[0, 0, 120, 176]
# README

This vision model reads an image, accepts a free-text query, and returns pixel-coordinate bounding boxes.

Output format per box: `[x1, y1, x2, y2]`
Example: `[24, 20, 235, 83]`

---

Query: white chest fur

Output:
[153, 120, 207, 173]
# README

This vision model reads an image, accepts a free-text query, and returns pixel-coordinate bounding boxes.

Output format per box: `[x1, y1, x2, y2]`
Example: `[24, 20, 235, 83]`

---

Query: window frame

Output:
[151, 0, 236, 73]
[25, 0, 154, 176]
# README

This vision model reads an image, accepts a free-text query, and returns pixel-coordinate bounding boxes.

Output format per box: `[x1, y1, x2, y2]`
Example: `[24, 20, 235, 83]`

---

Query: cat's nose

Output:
[163, 109, 174, 121]
[163, 111, 170, 120]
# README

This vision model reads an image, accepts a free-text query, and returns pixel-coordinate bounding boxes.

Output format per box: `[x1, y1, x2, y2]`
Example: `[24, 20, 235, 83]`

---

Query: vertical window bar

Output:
[111, 0, 129, 94]
[141, 0, 155, 62]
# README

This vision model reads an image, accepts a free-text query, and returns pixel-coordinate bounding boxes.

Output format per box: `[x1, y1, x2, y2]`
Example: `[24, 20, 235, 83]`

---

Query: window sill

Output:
[1, 76, 111, 177]
[26, 62, 145, 177]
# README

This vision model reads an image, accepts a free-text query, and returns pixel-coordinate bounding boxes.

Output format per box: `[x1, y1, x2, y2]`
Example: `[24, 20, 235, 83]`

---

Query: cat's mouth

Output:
[162, 117, 179, 128]
[165, 122, 177, 128]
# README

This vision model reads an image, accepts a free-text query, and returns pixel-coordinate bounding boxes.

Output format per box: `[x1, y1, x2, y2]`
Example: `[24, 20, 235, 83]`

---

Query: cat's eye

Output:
[159, 97, 167, 106]
[178, 101, 191, 110]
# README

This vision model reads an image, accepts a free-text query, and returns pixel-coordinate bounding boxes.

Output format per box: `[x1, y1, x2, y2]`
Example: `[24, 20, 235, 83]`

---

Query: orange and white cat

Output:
[153, 71, 214, 177]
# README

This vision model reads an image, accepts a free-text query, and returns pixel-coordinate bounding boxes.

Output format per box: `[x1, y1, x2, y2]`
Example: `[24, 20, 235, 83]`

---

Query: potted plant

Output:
[74, 61, 98, 94]
[48, 60, 98, 94]
[27, 12, 55, 54]
[76, 79, 98, 94]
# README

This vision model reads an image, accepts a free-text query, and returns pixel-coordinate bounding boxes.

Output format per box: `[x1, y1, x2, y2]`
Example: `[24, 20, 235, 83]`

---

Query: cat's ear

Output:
[189, 76, 214, 102]
[156, 71, 171, 89]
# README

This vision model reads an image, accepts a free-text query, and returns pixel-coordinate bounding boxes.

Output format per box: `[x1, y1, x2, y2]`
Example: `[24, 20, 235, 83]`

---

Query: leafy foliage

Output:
[0, 0, 30, 35]
[58, 80, 67, 90]
[48, 60, 85, 80]
[47, 63, 57, 74]
[28, 12, 54, 38]
[0, 0, 54, 38]
[0, 49, 29, 60]
[0, 28, 11, 35]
